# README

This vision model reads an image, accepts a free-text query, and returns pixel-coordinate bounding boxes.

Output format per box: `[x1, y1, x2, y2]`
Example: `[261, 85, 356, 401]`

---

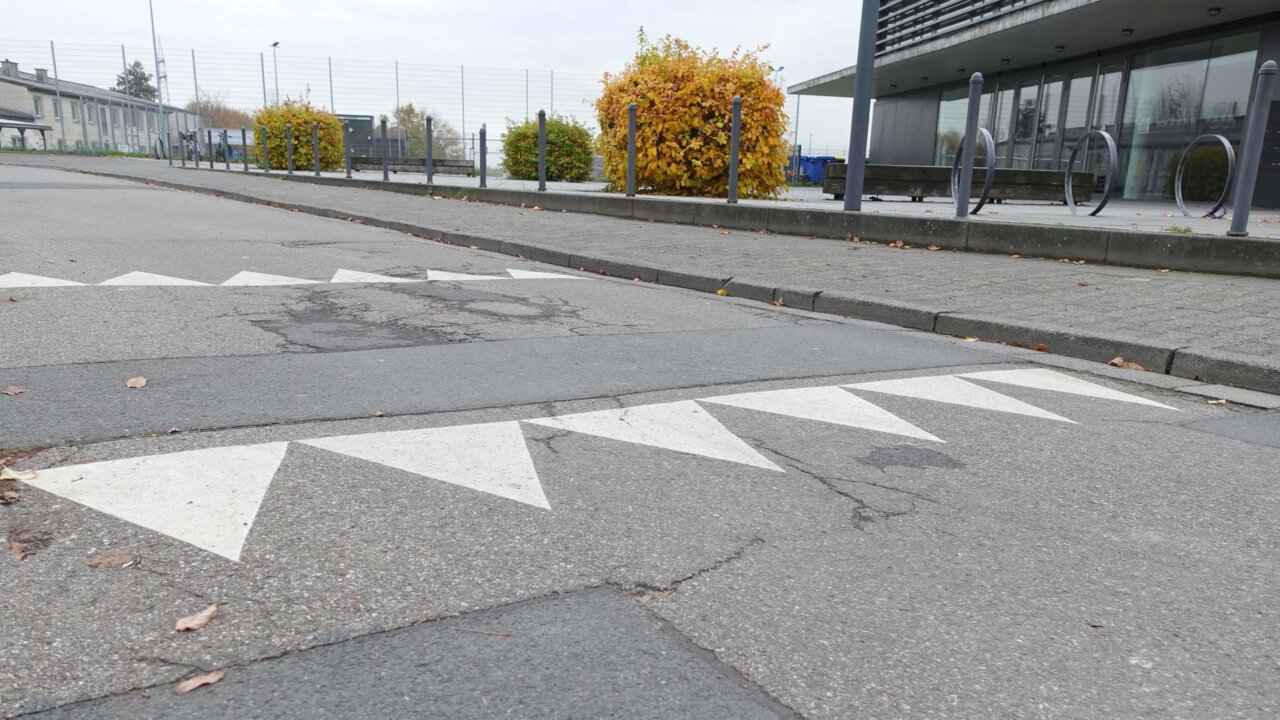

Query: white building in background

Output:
[0, 58, 201, 153]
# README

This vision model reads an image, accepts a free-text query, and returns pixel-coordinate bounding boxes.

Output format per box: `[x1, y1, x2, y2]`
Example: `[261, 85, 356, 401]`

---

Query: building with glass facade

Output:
[790, 0, 1280, 207]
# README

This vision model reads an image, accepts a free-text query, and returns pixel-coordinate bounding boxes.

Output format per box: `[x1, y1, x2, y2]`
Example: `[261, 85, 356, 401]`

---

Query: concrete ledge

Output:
[813, 292, 938, 331]
[1106, 230, 1280, 279]
[578, 194, 634, 219]
[934, 314, 1176, 371]
[774, 287, 823, 311]
[1170, 348, 1280, 395]
[499, 241, 573, 266]
[656, 269, 732, 294]
[722, 279, 777, 304]
[858, 214, 968, 250]
[766, 209, 859, 240]
[569, 255, 659, 282]
[967, 221, 1108, 262]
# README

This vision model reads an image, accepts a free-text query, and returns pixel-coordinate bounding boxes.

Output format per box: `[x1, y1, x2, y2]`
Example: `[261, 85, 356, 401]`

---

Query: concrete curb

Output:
[39, 165, 1280, 396]
[260, 171, 1280, 280]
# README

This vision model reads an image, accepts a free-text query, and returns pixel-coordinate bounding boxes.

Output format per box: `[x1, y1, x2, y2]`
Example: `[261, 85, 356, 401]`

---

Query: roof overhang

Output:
[0, 119, 54, 132]
[789, 0, 1279, 98]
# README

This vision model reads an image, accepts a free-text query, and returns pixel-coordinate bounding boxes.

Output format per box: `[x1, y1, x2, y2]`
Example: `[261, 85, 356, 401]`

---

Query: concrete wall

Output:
[869, 90, 938, 165]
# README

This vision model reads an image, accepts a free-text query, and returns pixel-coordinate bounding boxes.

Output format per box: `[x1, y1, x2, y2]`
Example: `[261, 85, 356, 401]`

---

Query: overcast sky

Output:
[4, 0, 858, 155]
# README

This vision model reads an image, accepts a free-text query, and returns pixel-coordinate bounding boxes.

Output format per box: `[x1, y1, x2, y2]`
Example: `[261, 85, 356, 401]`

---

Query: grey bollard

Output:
[844, 0, 881, 211]
[956, 72, 984, 218]
[626, 102, 637, 197]
[167, 132, 173, 166]
[1229, 60, 1277, 237]
[728, 96, 741, 204]
[261, 127, 270, 173]
[537, 110, 547, 191]
[479, 124, 488, 188]
[180, 133, 187, 167]
[207, 130, 214, 169]
[241, 128, 249, 171]
[344, 122, 352, 179]
[312, 122, 320, 176]
[285, 124, 294, 175]
[380, 118, 389, 181]
[425, 115, 434, 185]
[223, 131, 230, 171]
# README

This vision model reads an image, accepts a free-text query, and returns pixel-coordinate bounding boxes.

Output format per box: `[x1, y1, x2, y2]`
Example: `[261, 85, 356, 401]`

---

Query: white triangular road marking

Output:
[25, 443, 289, 561]
[700, 386, 943, 442]
[428, 270, 507, 281]
[301, 421, 550, 509]
[506, 269, 586, 280]
[329, 269, 422, 284]
[221, 271, 321, 286]
[99, 271, 210, 286]
[846, 375, 1076, 423]
[525, 400, 783, 471]
[959, 368, 1179, 410]
[0, 272, 85, 288]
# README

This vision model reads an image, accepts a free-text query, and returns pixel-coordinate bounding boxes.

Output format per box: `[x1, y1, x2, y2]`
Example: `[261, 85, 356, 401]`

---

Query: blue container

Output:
[799, 155, 840, 183]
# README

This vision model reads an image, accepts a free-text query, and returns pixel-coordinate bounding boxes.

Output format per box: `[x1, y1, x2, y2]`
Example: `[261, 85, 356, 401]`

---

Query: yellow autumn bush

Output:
[253, 99, 343, 172]
[596, 32, 788, 198]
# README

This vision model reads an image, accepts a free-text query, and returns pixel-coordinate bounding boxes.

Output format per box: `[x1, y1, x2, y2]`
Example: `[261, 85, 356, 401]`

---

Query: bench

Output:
[822, 163, 1094, 203]
[351, 156, 475, 176]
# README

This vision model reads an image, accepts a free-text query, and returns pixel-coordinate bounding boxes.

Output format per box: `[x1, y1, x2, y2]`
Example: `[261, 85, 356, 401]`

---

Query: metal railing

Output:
[877, 0, 1053, 56]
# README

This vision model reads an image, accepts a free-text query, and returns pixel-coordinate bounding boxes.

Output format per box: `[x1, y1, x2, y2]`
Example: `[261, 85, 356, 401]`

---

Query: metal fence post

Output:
[344, 122, 352, 179]
[241, 127, 249, 171]
[537, 109, 547, 191]
[479, 124, 487, 188]
[79, 97, 88, 151]
[260, 53, 268, 108]
[223, 130, 230, 170]
[180, 132, 187, 167]
[425, 115, 434, 185]
[261, 126, 269, 172]
[50, 42, 67, 152]
[285, 124, 293, 174]
[207, 129, 214, 168]
[381, 117, 389, 181]
[728, 95, 741, 204]
[312, 122, 320, 176]
[843, 0, 880, 211]
[956, 72, 983, 218]
[1228, 60, 1277, 237]
[626, 102, 637, 197]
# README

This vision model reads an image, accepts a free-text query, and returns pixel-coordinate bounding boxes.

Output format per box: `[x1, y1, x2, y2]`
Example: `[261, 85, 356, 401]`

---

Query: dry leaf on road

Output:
[1032, 344, 1050, 353]
[88, 548, 137, 569]
[1208, 398, 1228, 405]
[2, 385, 28, 396]
[7, 530, 52, 561]
[124, 375, 148, 389]
[0, 467, 37, 482]
[173, 670, 226, 695]
[175, 603, 219, 632]
[1, 490, 21, 505]
[771, 298, 785, 307]
[927, 245, 941, 251]
[1108, 356, 1147, 371]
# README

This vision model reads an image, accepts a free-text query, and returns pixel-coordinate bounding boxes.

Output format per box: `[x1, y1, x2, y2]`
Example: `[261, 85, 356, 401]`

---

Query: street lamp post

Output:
[271, 42, 280, 105]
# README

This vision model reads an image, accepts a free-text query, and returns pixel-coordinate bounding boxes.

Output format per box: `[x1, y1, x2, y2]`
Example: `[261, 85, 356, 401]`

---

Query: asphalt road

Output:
[3, 164, 1279, 719]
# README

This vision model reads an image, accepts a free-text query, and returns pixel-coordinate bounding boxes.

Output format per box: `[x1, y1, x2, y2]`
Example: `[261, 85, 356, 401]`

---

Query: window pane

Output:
[990, 87, 1014, 165]
[1011, 79, 1040, 168]
[1033, 77, 1063, 168]
[1119, 41, 1211, 199]
[934, 86, 969, 165]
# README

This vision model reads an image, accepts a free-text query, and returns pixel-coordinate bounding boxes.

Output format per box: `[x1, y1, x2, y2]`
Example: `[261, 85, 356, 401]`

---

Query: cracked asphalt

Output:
[4, 164, 1280, 719]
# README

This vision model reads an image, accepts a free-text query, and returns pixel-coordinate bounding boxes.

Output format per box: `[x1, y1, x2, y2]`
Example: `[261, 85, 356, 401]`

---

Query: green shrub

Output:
[253, 100, 343, 171]
[502, 116, 593, 182]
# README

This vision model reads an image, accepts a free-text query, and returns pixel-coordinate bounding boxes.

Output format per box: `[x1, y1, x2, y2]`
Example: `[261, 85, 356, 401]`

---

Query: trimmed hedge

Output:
[253, 100, 343, 172]
[502, 116, 593, 182]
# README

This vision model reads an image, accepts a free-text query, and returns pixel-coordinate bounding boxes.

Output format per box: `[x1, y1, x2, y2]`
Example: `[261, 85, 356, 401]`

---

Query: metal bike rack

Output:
[1064, 130, 1118, 217]
[1174, 134, 1235, 219]
[950, 127, 996, 215]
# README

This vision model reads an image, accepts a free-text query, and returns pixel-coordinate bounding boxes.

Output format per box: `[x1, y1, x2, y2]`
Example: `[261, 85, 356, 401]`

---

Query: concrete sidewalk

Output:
[5, 153, 1279, 395]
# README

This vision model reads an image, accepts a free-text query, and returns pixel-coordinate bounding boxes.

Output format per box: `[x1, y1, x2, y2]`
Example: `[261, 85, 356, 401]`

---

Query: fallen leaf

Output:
[175, 603, 219, 632]
[1032, 343, 1050, 353]
[173, 670, 226, 695]
[963, 337, 978, 342]
[372, 410, 385, 417]
[1108, 356, 1147, 371]
[167, 428, 182, 435]
[719, 230, 730, 235]
[7, 297, 16, 302]
[2, 385, 28, 396]
[1157, 269, 1170, 273]
[715, 288, 729, 296]
[888, 240, 906, 248]
[88, 548, 137, 569]
[1087, 621, 1105, 629]
[0, 467, 37, 482]
[927, 245, 941, 251]
[1010, 254, 1022, 259]
[125, 375, 148, 389]
[0, 490, 21, 505]
[7, 529, 52, 561]
[771, 298, 785, 306]
[1208, 398, 1228, 405]
[1077, 281, 1090, 287]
